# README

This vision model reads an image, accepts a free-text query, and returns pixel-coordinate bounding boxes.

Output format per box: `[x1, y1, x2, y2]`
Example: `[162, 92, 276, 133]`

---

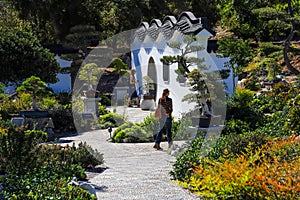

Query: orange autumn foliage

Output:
[179, 136, 300, 199]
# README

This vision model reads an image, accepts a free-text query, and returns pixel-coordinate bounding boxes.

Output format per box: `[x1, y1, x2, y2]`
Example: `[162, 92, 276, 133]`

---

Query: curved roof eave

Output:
[162, 15, 177, 26]
[134, 12, 216, 42]
[149, 19, 162, 27]
[177, 11, 199, 24]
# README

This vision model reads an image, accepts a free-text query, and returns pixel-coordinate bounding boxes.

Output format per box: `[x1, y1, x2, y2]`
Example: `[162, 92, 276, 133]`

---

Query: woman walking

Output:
[153, 88, 173, 150]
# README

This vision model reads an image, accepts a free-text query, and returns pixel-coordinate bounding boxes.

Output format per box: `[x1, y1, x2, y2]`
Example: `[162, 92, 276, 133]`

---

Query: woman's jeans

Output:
[155, 116, 172, 144]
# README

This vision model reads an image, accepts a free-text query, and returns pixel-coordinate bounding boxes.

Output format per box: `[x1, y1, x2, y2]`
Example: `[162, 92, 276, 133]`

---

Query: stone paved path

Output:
[61, 107, 199, 200]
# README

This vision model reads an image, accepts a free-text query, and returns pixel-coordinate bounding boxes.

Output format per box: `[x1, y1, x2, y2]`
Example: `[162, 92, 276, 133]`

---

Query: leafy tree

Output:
[0, 0, 24, 29]
[161, 36, 207, 79]
[16, 76, 51, 110]
[217, 0, 300, 75]
[217, 36, 254, 90]
[78, 63, 101, 91]
[283, 0, 300, 75]
[161, 36, 215, 114]
[259, 58, 281, 80]
[9, 0, 82, 43]
[217, 0, 271, 40]
[252, 1, 300, 75]
[0, 83, 5, 99]
[0, 25, 60, 85]
[65, 24, 102, 54]
[164, 0, 219, 27]
[9, 0, 149, 42]
[98, 0, 149, 36]
[110, 58, 129, 76]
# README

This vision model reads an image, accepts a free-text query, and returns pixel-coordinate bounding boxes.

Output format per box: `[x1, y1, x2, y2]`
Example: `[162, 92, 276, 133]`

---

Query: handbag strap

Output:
[158, 98, 161, 108]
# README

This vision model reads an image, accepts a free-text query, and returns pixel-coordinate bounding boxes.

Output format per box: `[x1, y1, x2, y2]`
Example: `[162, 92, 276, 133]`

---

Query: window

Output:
[163, 63, 170, 83]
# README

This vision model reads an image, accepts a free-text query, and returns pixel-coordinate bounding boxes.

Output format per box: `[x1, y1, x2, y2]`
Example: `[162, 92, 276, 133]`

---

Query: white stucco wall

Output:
[131, 27, 233, 118]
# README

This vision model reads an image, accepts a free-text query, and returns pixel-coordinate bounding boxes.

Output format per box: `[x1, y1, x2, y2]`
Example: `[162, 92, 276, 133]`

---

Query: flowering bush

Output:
[179, 136, 300, 199]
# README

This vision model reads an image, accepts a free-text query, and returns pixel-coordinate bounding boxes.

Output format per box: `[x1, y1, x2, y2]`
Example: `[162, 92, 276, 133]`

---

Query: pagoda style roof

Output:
[134, 11, 215, 42]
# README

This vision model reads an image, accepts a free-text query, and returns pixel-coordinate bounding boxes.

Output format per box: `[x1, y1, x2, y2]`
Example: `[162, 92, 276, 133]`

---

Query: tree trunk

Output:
[32, 95, 37, 110]
[283, 0, 300, 75]
[232, 66, 236, 92]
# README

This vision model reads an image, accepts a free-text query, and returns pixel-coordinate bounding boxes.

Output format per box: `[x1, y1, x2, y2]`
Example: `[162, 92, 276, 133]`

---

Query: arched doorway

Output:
[147, 57, 157, 100]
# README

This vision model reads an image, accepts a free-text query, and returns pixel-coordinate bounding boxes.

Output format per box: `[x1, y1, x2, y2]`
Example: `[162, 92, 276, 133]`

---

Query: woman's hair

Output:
[161, 88, 169, 98]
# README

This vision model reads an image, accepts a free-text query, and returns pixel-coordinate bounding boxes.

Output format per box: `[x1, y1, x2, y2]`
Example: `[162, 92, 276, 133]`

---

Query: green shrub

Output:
[245, 76, 260, 91]
[170, 137, 205, 181]
[112, 122, 134, 142]
[0, 93, 31, 119]
[111, 114, 161, 143]
[170, 132, 269, 182]
[0, 117, 102, 200]
[48, 104, 75, 132]
[285, 94, 300, 134]
[112, 123, 152, 143]
[96, 121, 113, 129]
[112, 114, 194, 143]
[112, 129, 127, 143]
[98, 112, 125, 128]
[139, 114, 159, 138]
[99, 93, 111, 106]
[1, 165, 96, 200]
[37, 142, 104, 170]
[67, 142, 104, 169]
[0, 118, 103, 175]
[172, 115, 192, 140]
[123, 125, 151, 143]
[0, 122, 48, 173]
[98, 103, 109, 115]
[208, 132, 269, 161]
[255, 110, 292, 137]
[227, 88, 265, 129]
[41, 96, 57, 109]
[228, 88, 255, 110]
[222, 118, 251, 135]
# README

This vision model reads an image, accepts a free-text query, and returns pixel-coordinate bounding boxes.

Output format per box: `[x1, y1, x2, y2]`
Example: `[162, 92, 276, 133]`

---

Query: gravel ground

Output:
[61, 130, 199, 200]
[60, 107, 199, 200]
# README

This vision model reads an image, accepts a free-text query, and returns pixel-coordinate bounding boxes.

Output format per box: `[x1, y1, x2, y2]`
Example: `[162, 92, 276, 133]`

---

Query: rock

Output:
[69, 177, 97, 199]
[170, 141, 190, 157]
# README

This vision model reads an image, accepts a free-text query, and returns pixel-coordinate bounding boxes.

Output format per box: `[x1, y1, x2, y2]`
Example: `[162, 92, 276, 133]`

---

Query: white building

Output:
[131, 12, 234, 118]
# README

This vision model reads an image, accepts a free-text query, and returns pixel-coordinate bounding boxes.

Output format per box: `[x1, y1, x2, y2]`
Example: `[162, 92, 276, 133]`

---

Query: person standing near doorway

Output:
[153, 88, 173, 150]
[128, 69, 139, 107]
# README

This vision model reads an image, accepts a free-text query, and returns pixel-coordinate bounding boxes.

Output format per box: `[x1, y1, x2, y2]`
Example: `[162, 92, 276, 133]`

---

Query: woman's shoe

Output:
[153, 143, 162, 150]
[168, 141, 173, 149]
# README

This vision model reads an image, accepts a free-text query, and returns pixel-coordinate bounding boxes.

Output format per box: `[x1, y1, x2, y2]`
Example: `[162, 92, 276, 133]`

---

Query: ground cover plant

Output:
[0, 118, 103, 199]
